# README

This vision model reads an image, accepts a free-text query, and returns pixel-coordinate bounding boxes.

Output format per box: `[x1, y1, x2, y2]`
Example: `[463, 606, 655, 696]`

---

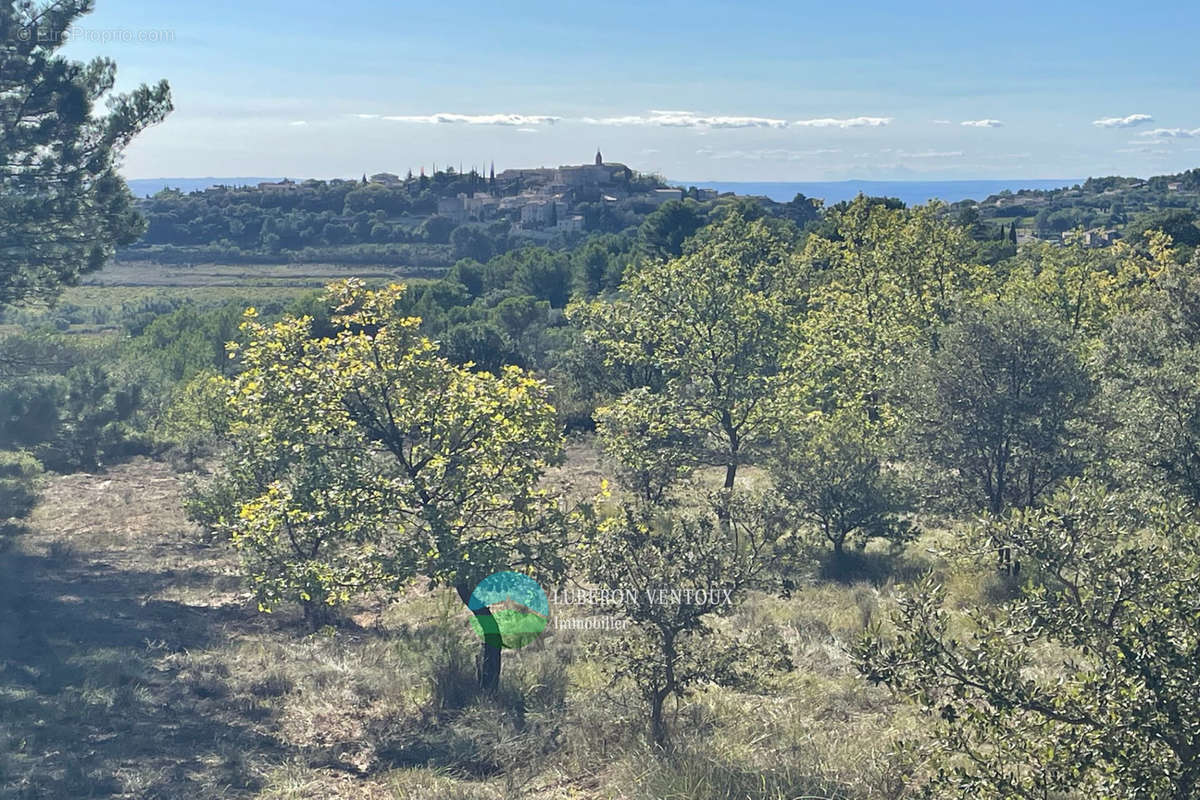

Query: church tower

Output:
[595, 148, 603, 166]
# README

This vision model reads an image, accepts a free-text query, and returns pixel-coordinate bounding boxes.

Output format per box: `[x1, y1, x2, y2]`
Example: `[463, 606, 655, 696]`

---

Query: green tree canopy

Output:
[636, 198, 705, 260]
[857, 483, 1200, 798]
[570, 211, 802, 490]
[905, 301, 1092, 514]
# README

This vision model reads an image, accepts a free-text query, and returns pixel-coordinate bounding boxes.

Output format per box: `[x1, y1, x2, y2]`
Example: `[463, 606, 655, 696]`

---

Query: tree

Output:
[1001, 237, 1158, 335]
[1098, 246, 1200, 503]
[905, 301, 1092, 514]
[0, 450, 41, 519]
[449, 224, 493, 263]
[570, 234, 629, 296]
[511, 248, 572, 308]
[781, 192, 822, 228]
[420, 214, 455, 243]
[793, 197, 979, 420]
[856, 483, 1200, 798]
[1128, 208, 1200, 249]
[1, 0, 172, 304]
[954, 205, 987, 240]
[585, 492, 790, 746]
[636, 199, 705, 260]
[570, 211, 801, 491]
[188, 281, 568, 689]
[770, 406, 912, 560]
[440, 320, 518, 373]
[594, 388, 702, 505]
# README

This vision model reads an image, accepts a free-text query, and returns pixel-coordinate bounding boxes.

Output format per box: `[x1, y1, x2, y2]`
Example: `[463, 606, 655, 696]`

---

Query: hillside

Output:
[969, 166, 1200, 244]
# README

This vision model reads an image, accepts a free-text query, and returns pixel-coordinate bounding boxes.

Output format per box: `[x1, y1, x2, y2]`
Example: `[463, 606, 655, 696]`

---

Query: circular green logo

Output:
[467, 571, 549, 649]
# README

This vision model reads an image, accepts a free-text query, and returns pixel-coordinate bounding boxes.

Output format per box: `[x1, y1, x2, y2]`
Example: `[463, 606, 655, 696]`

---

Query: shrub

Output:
[0, 450, 43, 520]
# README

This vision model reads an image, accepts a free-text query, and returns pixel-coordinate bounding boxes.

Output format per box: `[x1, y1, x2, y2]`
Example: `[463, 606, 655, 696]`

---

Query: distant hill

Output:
[125, 177, 287, 197]
[970, 167, 1200, 242]
[674, 179, 1080, 207]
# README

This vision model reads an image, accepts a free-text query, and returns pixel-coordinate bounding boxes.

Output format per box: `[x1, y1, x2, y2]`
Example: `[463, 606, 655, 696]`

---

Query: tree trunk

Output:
[649, 690, 668, 748]
[301, 597, 335, 630]
[456, 583, 502, 692]
[1177, 768, 1198, 800]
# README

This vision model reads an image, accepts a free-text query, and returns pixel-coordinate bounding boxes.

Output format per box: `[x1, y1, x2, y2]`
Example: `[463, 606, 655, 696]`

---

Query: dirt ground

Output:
[0, 456, 613, 800]
[0, 459, 280, 798]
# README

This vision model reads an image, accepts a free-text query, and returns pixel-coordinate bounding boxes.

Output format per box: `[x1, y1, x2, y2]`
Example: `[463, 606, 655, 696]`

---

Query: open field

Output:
[86, 261, 435, 289]
[0, 264, 436, 337]
[0, 447, 948, 799]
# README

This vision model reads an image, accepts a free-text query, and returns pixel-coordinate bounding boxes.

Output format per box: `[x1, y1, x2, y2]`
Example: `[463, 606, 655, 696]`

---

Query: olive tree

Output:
[1098, 246, 1200, 504]
[770, 406, 912, 560]
[793, 198, 979, 420]
[584, 492, 790, 747]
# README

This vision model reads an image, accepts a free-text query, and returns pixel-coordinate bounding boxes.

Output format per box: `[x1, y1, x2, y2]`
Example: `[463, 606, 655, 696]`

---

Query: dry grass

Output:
[0, 452, 946, 799]
[83, 261, 421, 289]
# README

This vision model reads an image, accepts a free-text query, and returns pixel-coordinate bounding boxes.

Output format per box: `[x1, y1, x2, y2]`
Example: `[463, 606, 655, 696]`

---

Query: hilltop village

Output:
[122, 152, 733, 266]
[249, 151, 716, 240]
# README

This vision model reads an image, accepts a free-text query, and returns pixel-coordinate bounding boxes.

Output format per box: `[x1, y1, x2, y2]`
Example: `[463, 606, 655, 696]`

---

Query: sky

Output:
[60, 0, 1200, 182]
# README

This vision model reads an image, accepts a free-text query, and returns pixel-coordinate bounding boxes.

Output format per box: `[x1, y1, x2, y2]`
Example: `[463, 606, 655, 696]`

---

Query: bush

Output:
[0, 451, 43, 520]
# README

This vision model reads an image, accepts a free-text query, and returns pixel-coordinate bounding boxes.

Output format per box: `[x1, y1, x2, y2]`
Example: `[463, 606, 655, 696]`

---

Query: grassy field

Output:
[86, 261, 426, 289]
[0, 262, 435, 337]
[0, 442, 980, 799]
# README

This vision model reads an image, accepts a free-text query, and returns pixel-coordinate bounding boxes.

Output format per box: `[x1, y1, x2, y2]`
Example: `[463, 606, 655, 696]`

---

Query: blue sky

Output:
[63, 0, 1200, 181]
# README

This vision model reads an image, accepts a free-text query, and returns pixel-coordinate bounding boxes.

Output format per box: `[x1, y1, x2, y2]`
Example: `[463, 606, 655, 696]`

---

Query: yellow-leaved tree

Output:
[187, 280, 568, 689]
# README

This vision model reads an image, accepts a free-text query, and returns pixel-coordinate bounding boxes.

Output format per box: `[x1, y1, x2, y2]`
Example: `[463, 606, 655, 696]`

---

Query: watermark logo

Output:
[17, 24, 176, 45]
[467, 571, 549, 649]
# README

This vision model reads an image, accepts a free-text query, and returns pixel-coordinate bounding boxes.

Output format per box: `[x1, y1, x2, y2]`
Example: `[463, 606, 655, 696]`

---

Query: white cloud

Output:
[288, 120, 308, 127]
[583, 110, 789, 128]
[1139, 127, 1200, 138]
[380, 113, 561, 126]
[899, 150, 963, 159]
[698, 147, 844, 160]
[931, 119, 953, 125]
[792, 116, 891, 128]
[352, 110, 890, 130]
[1092, 113, 1153, 128]
[961, 119, 1004, 128]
